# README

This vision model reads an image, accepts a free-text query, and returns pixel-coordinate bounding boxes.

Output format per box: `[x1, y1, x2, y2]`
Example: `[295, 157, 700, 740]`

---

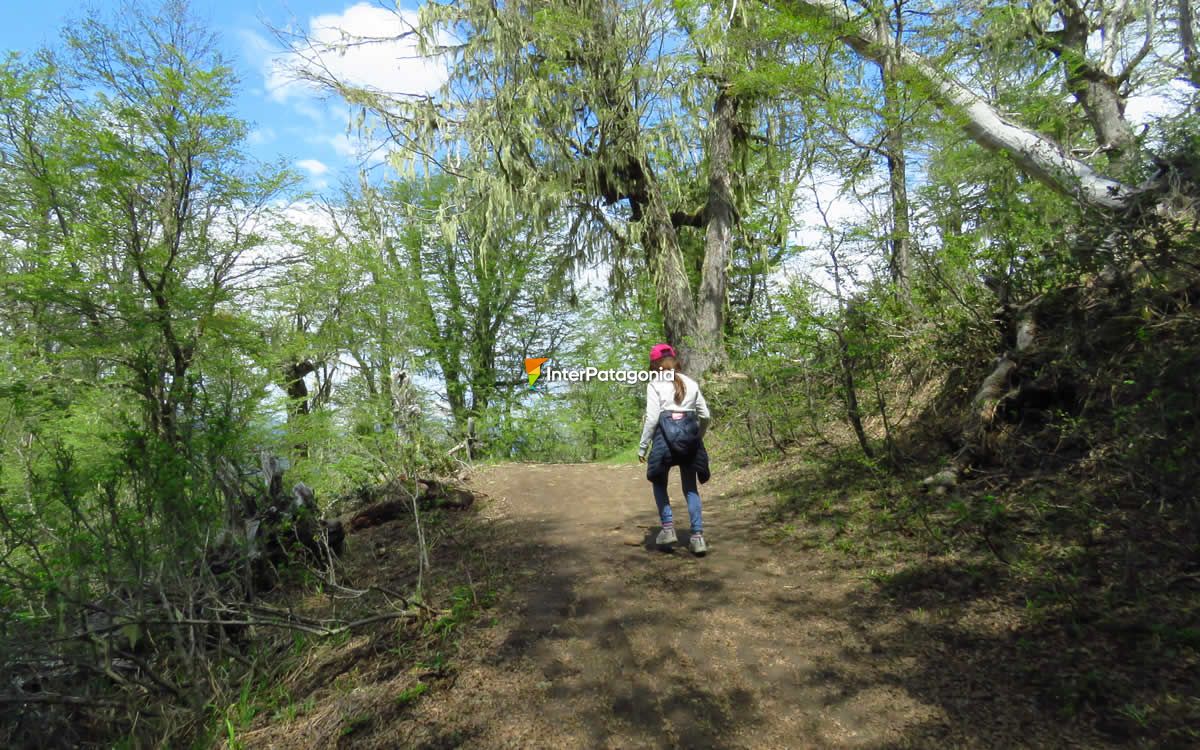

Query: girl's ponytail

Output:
[651, 355, 686, 406]
[671, 364, 686, 406]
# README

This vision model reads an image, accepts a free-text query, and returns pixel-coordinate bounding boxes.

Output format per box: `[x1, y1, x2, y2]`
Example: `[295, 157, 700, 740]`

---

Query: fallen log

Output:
[347, 479, 476, 532]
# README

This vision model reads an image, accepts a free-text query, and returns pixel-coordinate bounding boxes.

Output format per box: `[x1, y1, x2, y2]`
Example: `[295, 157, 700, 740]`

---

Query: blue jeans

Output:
[653, 465, 703, 534]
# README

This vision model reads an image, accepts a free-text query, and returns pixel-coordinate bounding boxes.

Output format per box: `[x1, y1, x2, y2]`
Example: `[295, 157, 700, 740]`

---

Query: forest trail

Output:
[391, 462, 938, 749]
[241, 461, 1128, 750]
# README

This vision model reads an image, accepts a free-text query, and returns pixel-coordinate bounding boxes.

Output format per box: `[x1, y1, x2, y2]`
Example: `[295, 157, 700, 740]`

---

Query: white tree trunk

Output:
[789, 0, 1140, 211]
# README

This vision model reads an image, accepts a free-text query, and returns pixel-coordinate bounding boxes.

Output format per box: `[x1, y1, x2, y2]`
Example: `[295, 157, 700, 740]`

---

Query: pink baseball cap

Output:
[649, 343, 675, 362]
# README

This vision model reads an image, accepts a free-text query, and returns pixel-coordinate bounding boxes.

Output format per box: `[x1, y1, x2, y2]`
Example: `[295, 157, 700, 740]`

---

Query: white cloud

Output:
[247, 126, 276, 145]
[1124, 79, 1192, 127]
[265, 3, 448, 104]
[326, 132, 359, 158]
[318, 130, 391, 165]
[279, 199, 340, 233]
[789, 169, 874, 251]
[768, 167, 881, 304]
[291, 98, 331, 126]
[295, 158, 330, 176]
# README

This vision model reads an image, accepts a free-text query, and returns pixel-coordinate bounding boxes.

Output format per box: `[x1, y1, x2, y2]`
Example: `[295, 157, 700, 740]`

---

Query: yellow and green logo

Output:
[524, 357, 549, 390]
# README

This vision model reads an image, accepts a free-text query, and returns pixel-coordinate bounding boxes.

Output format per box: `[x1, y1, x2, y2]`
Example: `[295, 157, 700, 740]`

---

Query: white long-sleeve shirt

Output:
[638, 372, 710, 457]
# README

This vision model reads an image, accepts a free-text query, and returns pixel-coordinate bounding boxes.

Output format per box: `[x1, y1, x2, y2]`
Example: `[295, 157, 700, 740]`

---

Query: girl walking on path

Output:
[637, 344, 712, 555]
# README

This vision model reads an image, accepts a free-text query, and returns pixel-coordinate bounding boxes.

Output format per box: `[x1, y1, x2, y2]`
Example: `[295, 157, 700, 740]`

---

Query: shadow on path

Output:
[394, 463, 1147, 749]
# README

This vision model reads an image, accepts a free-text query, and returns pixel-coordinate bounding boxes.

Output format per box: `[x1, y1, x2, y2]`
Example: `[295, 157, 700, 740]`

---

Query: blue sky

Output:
[1, 1, 441, 193]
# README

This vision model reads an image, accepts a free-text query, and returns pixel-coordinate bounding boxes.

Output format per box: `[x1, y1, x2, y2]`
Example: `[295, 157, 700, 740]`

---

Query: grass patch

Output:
[271, 696, 316, 723]
[395, 682, 429, 707]
[425, 584, 495, 640]
[599, 444, 640, 465]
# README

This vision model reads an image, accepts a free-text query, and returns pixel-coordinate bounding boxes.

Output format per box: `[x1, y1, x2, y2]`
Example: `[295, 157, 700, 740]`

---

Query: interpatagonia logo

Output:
[524, 358, 550, 390]
[523, 356, 673, 391]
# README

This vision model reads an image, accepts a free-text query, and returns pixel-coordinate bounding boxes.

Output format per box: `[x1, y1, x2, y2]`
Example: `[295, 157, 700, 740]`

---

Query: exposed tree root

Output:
[922, 304, 1039, 494]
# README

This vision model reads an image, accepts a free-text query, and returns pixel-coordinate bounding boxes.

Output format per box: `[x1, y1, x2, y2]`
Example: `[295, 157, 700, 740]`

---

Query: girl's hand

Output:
[637, 452, 646, 464]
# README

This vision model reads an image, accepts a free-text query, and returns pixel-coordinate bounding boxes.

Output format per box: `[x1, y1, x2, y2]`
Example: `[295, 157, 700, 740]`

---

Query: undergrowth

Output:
[197, 500, 499, 750]
[711, 194, 1200, 746]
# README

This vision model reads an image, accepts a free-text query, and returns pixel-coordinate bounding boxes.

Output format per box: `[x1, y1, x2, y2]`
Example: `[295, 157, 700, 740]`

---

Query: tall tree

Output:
[1182, 0, 1200, 88]
[292, 0, 778, 377]
[1023, 0, 1158, 161]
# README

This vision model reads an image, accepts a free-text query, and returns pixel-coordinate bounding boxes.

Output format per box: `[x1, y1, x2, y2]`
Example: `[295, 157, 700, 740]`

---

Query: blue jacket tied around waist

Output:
[646, 411, 710, 484]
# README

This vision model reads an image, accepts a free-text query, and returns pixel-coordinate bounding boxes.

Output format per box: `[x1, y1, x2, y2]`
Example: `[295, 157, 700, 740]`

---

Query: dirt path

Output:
[244, 461, 1127, 749]
[399, 463, 939, 749]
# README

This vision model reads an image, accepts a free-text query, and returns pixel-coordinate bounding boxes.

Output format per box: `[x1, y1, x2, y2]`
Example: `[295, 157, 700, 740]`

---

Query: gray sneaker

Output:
[656, 526, 677, 546]
[689, 535, 707, 555]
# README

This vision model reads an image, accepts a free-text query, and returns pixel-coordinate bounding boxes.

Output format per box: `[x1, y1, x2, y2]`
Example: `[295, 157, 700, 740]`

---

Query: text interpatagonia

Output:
[542, 367, 675, 384]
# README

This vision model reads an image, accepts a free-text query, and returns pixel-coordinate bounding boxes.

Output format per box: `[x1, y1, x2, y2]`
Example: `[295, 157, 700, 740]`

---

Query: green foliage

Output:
[340, 714, 373, 737]
[395, 681, 429, 707]
[0, 5, 301, 745]
[0, 1, 292, 580]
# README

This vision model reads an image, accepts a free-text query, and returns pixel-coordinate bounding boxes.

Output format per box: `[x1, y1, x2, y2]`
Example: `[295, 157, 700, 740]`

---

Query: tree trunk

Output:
[1046, 2, 1136, 158]
[1074, 76, 1135, 156]
[786, 0, 1138, 210]
[877, 3, 912, 298]
[444, 363, 468, 433]
[637, 162, 701, 371]
[283, 360, 316, 457]
[1181, 0, 1200, 88]
[694, 86, 739, 377]
[885, 144, 912, 294]
[465, 416, 477, 461]
[839, 332, 874, 460]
